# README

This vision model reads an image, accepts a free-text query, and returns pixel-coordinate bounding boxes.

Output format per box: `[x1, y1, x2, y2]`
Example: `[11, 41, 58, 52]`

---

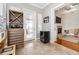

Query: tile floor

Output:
[16, 40, 79, 55]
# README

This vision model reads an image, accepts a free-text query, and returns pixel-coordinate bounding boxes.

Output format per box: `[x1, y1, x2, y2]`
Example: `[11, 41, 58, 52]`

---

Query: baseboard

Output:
[50, 40, 55, 43]
[36, 38, 40, 40]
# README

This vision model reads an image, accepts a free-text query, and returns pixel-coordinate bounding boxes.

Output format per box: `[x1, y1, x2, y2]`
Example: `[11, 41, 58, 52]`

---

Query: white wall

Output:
[42, 3, 60, 42]
[42, 4, 60, 31]
[62, 9, 79, 35]
[37, 13, 42, 39]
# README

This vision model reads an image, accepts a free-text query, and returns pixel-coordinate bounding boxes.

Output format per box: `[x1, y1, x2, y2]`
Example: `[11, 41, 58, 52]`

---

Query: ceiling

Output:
[29, 3, 49, 9]
[56, 3, 79, 14]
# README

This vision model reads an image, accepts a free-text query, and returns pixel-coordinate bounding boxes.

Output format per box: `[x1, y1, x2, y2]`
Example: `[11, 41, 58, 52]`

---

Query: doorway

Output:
[57, 26, 62, 34]
[23, 9, 36, 41]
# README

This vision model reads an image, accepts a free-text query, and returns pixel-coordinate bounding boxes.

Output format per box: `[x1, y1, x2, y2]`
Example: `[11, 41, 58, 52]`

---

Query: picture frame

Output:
[43, 16, 49, 23]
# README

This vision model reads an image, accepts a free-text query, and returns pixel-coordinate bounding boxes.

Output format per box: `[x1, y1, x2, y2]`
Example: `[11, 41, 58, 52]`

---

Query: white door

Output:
[23, 8, 36, 41]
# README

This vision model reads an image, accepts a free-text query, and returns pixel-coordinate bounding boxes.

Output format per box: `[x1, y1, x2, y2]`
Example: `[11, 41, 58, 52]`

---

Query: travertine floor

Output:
[16, 40, 79, 55]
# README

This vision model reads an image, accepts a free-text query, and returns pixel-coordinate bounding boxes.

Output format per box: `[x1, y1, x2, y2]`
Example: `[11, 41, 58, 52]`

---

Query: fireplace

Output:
[40, 31, 50, 43]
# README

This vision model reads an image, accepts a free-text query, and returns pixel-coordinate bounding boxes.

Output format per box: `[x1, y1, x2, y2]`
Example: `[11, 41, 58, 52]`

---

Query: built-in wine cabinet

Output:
[8, 10, 24, 48]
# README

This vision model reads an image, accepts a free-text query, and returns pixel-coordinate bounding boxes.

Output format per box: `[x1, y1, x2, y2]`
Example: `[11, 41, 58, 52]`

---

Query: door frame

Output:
[50, 3, 68, 42]
[23, 8, 37, 41]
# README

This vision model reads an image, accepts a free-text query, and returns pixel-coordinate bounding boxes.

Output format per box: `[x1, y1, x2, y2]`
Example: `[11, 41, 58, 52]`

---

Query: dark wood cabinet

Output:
[58, 28, 62, 34]
[8, 29, 24, 48]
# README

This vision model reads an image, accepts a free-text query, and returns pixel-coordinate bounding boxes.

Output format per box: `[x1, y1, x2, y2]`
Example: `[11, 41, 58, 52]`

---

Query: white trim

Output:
[29, 3, 49, 9]
[53, 3, 66, 10]
[50, 3, 66, 43]
[34, 11, 37, 40]
[36, 38, 40, 39]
